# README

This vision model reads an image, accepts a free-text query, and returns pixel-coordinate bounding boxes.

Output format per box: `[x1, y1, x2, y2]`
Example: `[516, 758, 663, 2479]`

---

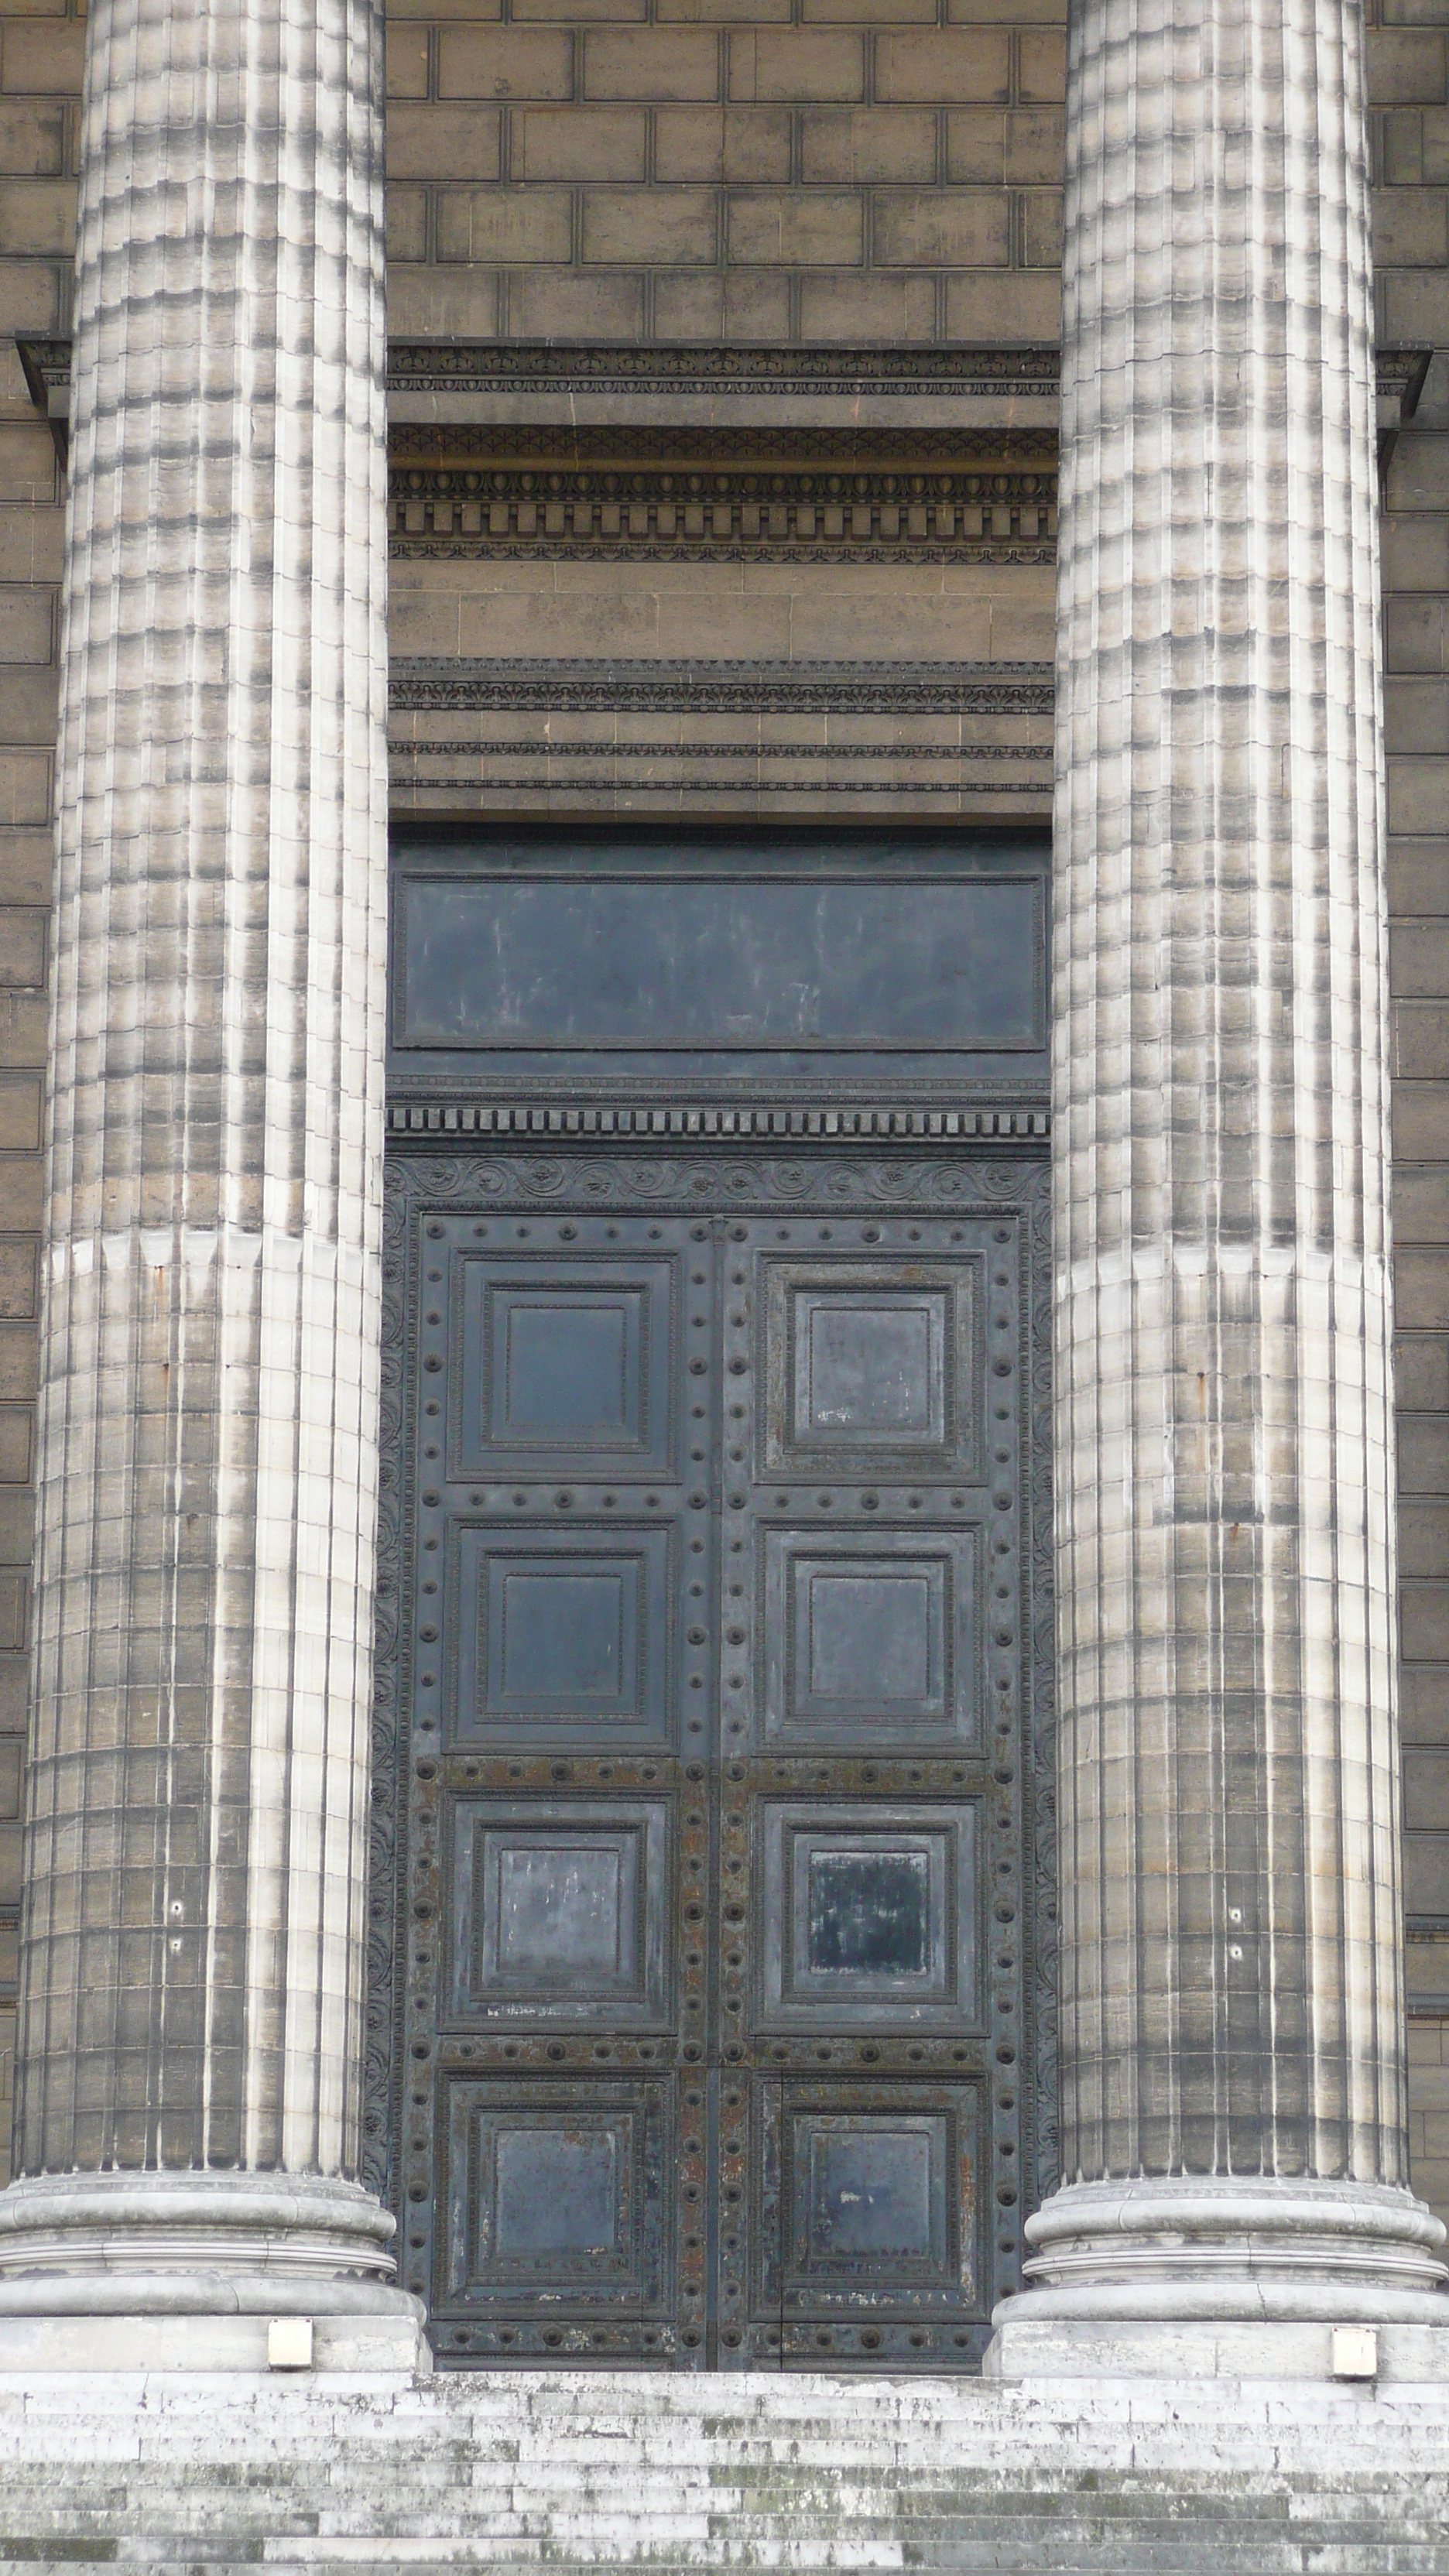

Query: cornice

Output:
[385, 341, 1061, 400]
[389, 656, 1056, 715]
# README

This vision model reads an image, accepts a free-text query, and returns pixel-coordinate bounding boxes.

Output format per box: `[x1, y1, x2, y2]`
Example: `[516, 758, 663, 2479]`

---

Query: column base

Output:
[983, 2174, 1449, 2379]
[985, 2317, 1449, 2381]
[0, 2171, 429, 2372]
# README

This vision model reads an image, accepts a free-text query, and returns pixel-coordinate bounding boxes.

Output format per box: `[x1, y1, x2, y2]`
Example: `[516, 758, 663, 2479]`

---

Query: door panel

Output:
[377, 1154, 1049, 2370]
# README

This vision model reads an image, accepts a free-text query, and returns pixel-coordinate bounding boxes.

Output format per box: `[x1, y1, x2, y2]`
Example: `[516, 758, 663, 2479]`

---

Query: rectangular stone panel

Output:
[758, 1800, 980, 2028]
[448, 1798, 671, 2026]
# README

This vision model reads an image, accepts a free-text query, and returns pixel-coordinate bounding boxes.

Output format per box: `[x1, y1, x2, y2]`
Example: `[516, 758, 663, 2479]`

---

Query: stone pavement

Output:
[2, 2368, 1449, 2573]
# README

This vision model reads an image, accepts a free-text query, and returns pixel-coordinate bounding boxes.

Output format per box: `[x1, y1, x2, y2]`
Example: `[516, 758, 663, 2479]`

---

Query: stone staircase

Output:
[3, 2369, 1449, 2574]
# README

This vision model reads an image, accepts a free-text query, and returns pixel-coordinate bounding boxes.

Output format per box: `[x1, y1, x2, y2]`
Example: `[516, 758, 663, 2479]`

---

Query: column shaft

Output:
[1012, 0, 1449, 2328]
[0, 0, 411, 2332]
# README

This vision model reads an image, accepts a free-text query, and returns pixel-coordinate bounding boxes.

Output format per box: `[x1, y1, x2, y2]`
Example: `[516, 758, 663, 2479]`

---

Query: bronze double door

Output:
[386, 1151, 1047, 2369]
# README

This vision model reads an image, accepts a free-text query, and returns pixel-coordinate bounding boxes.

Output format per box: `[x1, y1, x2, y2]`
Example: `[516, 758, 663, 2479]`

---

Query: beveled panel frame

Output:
[757, 1800, 981, 2031]
[448, 1797, 673, 2027]
[756, 2078, 988, 2337]
[451, 1250, 677, 1479]
[762, 1526, 981, 1748]
[762, 1259, 980, 1479]
[450, 1523, 673, 1743]
[439, 2074, 672, 2324]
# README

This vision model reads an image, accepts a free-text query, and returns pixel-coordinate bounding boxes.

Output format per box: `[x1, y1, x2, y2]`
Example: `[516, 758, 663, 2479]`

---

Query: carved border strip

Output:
[389, 658, 1055, 717]
[385, 341, 1064, 398]
[386, 1104, 1051, 1140]
[393, 740, 1052, 764]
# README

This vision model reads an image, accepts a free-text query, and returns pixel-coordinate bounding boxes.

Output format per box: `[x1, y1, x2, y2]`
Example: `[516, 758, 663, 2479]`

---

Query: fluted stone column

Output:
[993, 0, 1449, 2363]
[0, 0, 420, 2365]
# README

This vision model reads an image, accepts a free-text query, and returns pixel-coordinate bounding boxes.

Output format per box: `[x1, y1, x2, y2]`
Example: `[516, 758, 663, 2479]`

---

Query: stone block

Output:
[1424, 104, 1449, 177]
[516, 105, 644, 176]
[584, 28, 719, 95]
[0, 1410, 29, 1485]
[1382, 267, 1449, 340]
[385, 23, 430, 95]
[1393, 923, 1449, 996]
[1022, 184, 1062, 261]
[1396, 1170, 1449, 1242]
[800, 107, 936, 179]
[872, 184, 1009, 262]
[1387, 596, 1448, 675]
[1017, 26, 1066, 96]
[1396, 1337, 1449, 1408]
[1399, 1412, 1449, 1491]
[1388, 686, 1449, 778]
[0, 260, 58, 340]
[0, 1573, 22, 1655]
[1406, 1749, 1449, 1824]
[0, 173, 70, 253]
[0, 584, 51, 666]
[1391, 437, 1449, 512]
[0, 829, 48, 906]
[1368, 27, 1447, 99]
[803, 0, 937, 19]
[1406, 1829, 1449, 1913]
[795, 268, 937, 334]
[0, 909, 39, 988]
[726, 187, 863, 259]
[1396, 1081, 1449, 1153]
[1399, 1500, 1449, 1577]
[0, 422, 53, 505]
[947, 266, 1060, 333]
[654, 105, 790, 177]
[581, 183, 718, 259]
[0, 1244, 33, 1321]
[0, 20, 81, 87]
[876, 27, 1010, 98]
[1404, 1591, 1449, 1663]
[439, 26, 574, 96]
[0, 505, 60, 586]
[1384, 107, 1426, 181]
[388, 103, 502, 178]
[0, 1486, 29, 1564]
[1390, 757, 1449, 837]
[385, 186, 427, 262]
[729, 28, 864, 97]
[1373, 182, 1449, 261]
[385, 265, 502, 335]
[0, 98, 60, 173]
[1399, 1247, 1449, 1328]
[434, 185, 573, 259]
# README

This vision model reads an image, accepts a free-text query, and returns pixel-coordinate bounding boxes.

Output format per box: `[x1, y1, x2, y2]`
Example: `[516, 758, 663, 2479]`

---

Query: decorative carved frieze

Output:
[389, 657, 1056, 716]
[385, 341, 1064, 400]
[389, 440, 1057, 563]
[385, 1102, 1051, 1140]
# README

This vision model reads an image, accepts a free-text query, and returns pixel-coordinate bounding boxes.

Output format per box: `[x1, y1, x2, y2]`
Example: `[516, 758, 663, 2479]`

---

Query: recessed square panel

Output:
[759, 1802, 980, 2028]
[496, 1293, 638, 1443]
[449, 1799, 670, 2024]
[810, 2128, 935, 2260]
[440, 2077, 668, 2314]
[797, 1294, 946, 1447]
[452, 1527, 670, 1741]
[761, 1260, 978, 1474]
[809, 1851, 929, 1975]
[453, 1255, 677, 1475]
[757, 2081, 985, 2319]
[763, 1530, 978, 1744]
